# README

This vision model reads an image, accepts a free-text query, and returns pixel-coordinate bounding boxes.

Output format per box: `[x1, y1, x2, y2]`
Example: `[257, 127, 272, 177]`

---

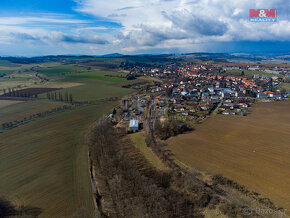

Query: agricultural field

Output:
[0, 66, 41, 93]
[0, 100, 22, 109]
[38, 69, 141, 102]
[0, 103, 118, 217]
[38, 77, 133, 102]
[167, 101, 290, 214]
[225, 69, 283, 78]
[0, 69, 16, 75]
[69, 70, 126, 83]
[0, 60, 137, 100]
[0, 62, 85, 93]
[0, 100, 67, 124]
[35, 65, 85, 77]
[0, 59, 142, 217]
[0, 60, 21, 68]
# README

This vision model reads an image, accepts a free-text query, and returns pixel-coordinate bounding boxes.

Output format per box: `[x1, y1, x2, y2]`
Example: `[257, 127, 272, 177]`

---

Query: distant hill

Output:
[1, 52, 289, 64]
[100, 53, 124, 58]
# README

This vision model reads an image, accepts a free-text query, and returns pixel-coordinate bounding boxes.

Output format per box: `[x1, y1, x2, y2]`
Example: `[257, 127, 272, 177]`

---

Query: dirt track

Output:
[167, 101, 290, 213]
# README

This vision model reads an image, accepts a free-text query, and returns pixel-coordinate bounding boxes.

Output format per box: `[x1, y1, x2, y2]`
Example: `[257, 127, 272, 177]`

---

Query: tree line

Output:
[1, 105, 75, 130]
[1, 88, 38, 98]
[46, 92, 73, 102]
[87, 118, 222, 217]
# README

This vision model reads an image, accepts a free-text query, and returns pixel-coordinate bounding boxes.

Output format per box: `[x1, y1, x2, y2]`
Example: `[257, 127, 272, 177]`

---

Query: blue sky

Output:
[0, 0, 289, 56]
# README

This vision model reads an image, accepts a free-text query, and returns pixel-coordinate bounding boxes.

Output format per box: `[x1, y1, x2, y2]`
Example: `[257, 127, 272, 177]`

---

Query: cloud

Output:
[75, 0, 290, 52]
[0, 12, 109, 46]
[60, 34, 109, 44]
[0, 16, 89, 25]
[77, 26, 109, 31]
[117, 24, 187, 47]
[0, 11, 113, 56]
[10, 32, 38, 41]
[163, 10, 228, 36]
[9, 31, 108, 45]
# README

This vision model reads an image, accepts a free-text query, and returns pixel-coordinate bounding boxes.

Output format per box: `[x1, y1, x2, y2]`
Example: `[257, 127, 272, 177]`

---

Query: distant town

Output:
[111, 62, 289, 131]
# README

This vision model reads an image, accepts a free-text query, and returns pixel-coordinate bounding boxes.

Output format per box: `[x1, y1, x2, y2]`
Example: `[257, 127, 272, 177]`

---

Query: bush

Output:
[155, 118, 193, 140]
[0, 196, 17, 217]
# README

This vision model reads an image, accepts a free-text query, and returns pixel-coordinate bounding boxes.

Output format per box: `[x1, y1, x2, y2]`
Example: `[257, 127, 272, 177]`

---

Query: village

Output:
[113, 62, 289, 131]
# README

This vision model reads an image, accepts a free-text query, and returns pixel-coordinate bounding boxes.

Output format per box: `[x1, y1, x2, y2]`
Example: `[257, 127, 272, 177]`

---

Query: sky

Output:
[0, 0, 289, 56]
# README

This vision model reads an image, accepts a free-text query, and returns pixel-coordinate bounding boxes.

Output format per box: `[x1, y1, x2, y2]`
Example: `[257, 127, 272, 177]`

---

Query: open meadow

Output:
[167, 101, 290, 213]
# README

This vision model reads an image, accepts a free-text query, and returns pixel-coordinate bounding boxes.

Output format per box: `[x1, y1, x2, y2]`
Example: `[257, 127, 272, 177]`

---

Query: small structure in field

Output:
[129, 119, 139, 131]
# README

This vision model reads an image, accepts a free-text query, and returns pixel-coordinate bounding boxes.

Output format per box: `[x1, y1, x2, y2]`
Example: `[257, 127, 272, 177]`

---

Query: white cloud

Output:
[0, 16, 89, 25]
[0, 12, 109, 45]
[75, 0, 290, 51]
[77, 26, 109, 31]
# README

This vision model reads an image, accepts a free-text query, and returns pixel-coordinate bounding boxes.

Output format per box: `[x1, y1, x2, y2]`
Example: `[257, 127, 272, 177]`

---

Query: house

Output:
[257, 92, 268, 98]
[129, 119, 139, 131]
[239, 102, 248, 108]
[272, 92, 282, 99]
[223, 102, 235, 109]
[222, 93, 232, 98]
[222, 110, 236, 115]
[199, 103, 210, 111]
[264, 91, 276, 98]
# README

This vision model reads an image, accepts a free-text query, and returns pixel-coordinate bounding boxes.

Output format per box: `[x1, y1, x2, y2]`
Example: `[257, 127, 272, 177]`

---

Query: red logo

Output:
[250, 9, 276, 18]
[249, 9, 277, 22]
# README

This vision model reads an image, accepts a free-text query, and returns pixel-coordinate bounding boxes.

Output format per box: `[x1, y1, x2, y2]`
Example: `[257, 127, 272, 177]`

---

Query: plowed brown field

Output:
[167, 101, 290, 213]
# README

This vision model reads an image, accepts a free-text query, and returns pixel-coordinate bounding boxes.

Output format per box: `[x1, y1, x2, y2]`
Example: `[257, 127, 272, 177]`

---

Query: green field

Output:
[0, 69, 16, 75]
[0, 77, 31, 82]
[0, 60, 20, 67]
[37, 69, 141, 102]
[38, 77, 133, 102]
[69, 71, 126, 83]
[36, 65, 85, 77]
